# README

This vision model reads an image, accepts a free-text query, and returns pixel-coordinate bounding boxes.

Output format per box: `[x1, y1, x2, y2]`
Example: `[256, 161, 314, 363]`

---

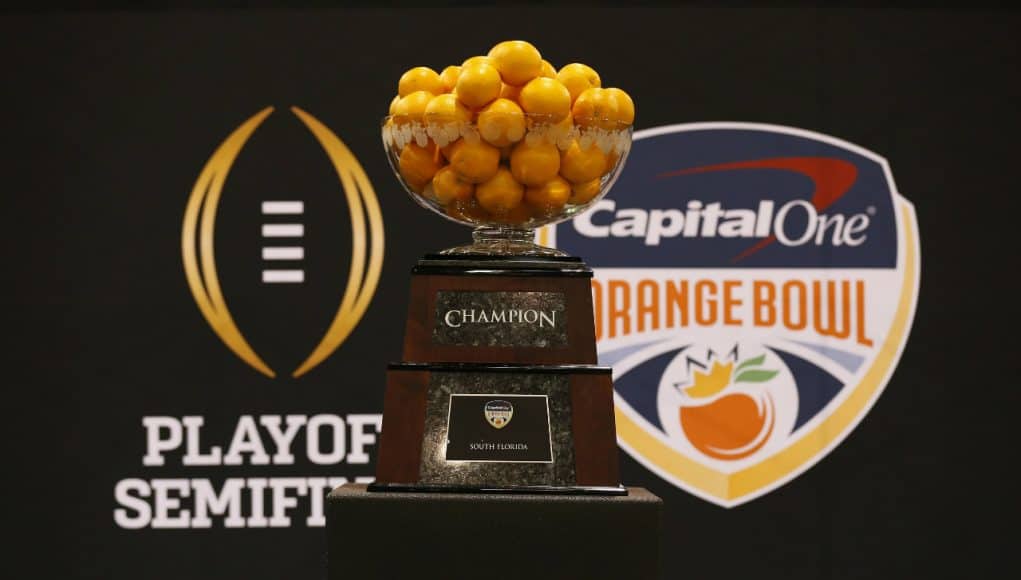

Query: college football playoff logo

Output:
[181, 106, 384, 378]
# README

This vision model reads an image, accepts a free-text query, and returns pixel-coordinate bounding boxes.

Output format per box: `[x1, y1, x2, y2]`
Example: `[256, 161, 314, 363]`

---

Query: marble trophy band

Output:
[370, 254, 624, 495]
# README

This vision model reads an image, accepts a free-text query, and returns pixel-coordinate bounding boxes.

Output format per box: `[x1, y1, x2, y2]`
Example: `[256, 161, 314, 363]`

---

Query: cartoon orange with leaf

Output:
[676, 355, 779, 461]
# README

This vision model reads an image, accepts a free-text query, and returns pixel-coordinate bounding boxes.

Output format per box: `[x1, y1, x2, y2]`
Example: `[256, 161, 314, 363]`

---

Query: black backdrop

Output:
[5, 4, 1019, 579]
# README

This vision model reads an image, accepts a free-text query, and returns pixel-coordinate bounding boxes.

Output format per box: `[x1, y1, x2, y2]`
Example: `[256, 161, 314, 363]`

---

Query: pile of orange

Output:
[384, 40, 634, 225]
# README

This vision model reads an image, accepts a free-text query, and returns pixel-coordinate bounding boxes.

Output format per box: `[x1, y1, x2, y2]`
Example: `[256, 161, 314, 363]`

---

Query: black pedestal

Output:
[326, 483, 663, 580]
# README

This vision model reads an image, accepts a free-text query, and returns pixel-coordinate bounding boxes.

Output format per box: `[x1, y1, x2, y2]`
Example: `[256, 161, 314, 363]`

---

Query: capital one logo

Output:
[542, 122, 920, 507]
[181, 107, 384, 378]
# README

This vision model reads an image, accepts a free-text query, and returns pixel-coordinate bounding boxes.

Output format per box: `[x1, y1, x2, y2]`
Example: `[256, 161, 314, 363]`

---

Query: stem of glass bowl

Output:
[472, 226, 535, 246]
[437, 225, 568, 256]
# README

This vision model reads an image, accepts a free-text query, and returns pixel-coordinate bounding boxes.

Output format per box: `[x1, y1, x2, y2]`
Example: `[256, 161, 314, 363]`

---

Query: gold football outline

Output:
[181, 107, 384, 378]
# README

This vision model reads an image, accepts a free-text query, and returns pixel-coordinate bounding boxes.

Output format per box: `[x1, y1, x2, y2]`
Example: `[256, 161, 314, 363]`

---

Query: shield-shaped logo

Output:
[540, 122, 920, 507]
[484, 400, 514, 429]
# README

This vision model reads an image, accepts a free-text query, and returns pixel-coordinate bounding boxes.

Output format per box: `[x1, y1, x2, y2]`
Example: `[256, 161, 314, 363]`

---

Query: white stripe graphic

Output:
[261, 224, 304, 237]
[261, 201, 304, 215]
[262, 247, 305, 260]
[262, 270, 305, 283]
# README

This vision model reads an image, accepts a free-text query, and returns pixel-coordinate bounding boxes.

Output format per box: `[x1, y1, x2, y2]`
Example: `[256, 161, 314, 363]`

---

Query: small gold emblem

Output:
[484, 400, 513, 429]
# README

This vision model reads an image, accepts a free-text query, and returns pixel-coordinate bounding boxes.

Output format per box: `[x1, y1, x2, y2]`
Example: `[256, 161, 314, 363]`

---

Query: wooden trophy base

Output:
[372, 255, 621, 494]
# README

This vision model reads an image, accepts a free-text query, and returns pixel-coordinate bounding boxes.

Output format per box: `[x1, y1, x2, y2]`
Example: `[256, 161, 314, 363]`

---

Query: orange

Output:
[440, 140, 456, 161]
[424, 93, 471, 124]
[462, 55, 495, 68]
[549, 112, 576, 149]
[477, 98, 526, 147]
[560, 140, 608, 183]
[455, 63, 502, 109]
[439, 65, 461, 93]
[680, 394, 774, 461]
[475, 167, 525, 214]
[388, 95, 400, 116]
[432, 165, 474, 205]
[394, 90, 434, 125]
[510, 140, 560, 186]
[571, 87, 618, 129]
[446, 198, 488, 223]
[604, 151, 621, 176]
[398, 66, 443, 97]
[448, 139, 500, 183]
[488, 40, 543, 86]
[492, 202, 534, 225]
[399, 143, 442, 191]
[420, 182, 437, 201]
[518, 77, 571, 123]
[568, 178, 602, 205]
[557, 63, 601, 103]
[525, 176, 571, 214]
[540, 59, 557, 79]
[604, 87, 635, 126]
[500, 83, 522, 101]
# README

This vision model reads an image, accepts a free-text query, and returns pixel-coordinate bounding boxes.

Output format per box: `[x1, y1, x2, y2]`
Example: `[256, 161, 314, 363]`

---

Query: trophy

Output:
[371, 42, 634, 494]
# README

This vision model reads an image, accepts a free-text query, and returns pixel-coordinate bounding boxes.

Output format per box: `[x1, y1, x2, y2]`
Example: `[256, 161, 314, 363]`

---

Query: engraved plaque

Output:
[445, 394, 554, 463]
[417, 371, 576, 487]
[432, 291, 568, 348]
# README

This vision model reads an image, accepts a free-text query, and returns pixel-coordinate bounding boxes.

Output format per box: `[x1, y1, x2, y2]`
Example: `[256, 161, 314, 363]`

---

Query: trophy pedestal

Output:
[373, 255, 621, 492]
[326, 483, 663, 580]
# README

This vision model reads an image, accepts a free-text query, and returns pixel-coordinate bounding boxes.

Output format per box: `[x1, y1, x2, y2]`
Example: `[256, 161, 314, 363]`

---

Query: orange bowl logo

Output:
[182, 107, 384, 378]
[540, 122, 920, 507]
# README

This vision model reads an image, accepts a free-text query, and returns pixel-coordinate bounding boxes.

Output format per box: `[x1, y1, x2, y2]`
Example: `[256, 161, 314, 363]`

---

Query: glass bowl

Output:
[382, 112, 632, 256]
